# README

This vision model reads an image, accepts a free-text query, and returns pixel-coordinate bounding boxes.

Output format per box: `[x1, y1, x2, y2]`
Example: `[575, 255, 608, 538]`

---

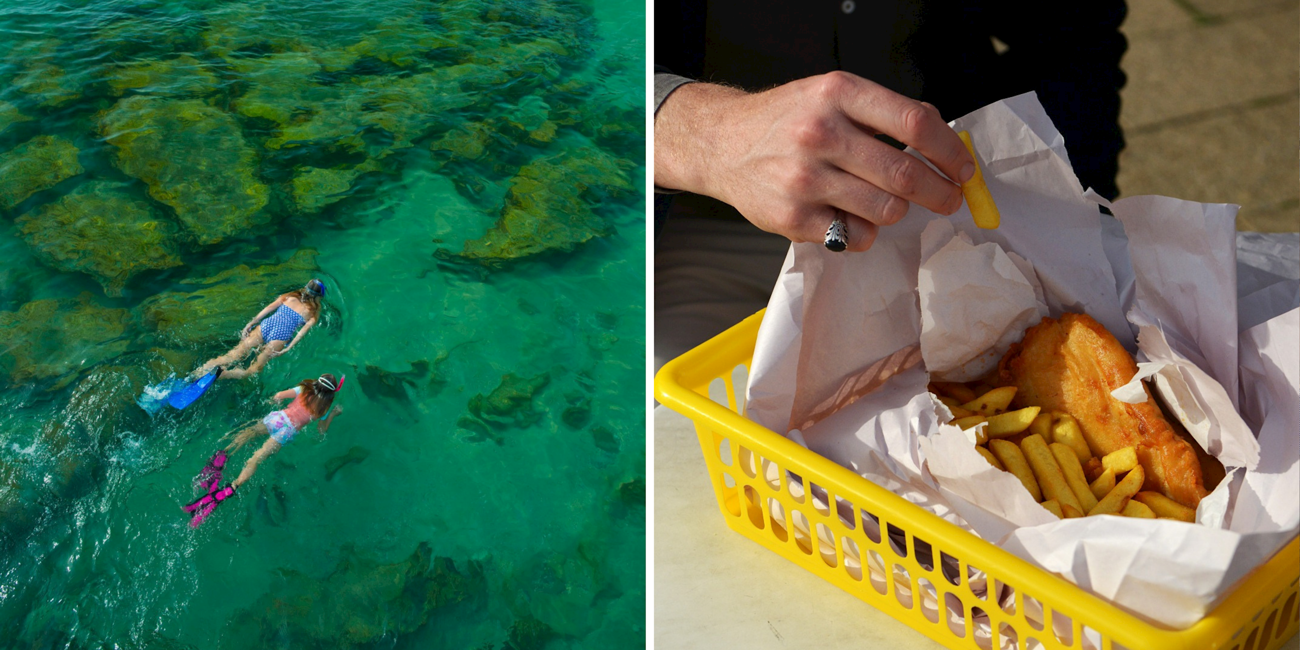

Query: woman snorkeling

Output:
[195, 279, 326, 380]
[185, 373, 344, 526]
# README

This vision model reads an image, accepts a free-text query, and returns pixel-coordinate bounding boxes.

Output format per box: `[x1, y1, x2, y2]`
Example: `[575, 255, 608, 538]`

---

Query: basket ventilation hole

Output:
[816, 523, 837, 567]
[762, 458, 781, 491]
[998, 582, 1017, 616]
[1282, 593, 1298, 632]
[787, 471, 806, 504]
[1053, 610, 1074, 647]
[861, 509, 881, 544]
[1113, 643, 1134, 650]
[917, 578, 939, 623]
[1023, 593, 1045, 631]
[939, 552, 961, 586]
[707, 377, 729, 409]
[998, 622, 1018, 650]
[1260, 610, 1278, 646]
[731, 364, 749, 415]
[913, 536, 934, 571]
[893, 564, 913, 609]
[1081, 625, 1103, 650]
[944, 592, 966, 638]
[841, 536, 862, 581]
[1243, 628, 1259, 650]
[835, 496, 856, 529]
[767, 498, 787, 543]
[886, 524, 909, 558]
[743, 485, 764, 530]
[970, 606, 991, 650]
[1025, 637, 1045, 650]
[719, 473, 741, 515]
[718, 438, 733, 466]
[810, 482, 830, 516]
[966, 564, 988, 600]
[867, 549, 887, 595]
[739, 445, 758, 479]
[792, 509, 812, 555]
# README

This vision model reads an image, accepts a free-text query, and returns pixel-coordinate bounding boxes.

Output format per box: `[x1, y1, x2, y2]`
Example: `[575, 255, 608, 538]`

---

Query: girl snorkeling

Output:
[185, 373, 344, 526]
[195, 279, 326, 380]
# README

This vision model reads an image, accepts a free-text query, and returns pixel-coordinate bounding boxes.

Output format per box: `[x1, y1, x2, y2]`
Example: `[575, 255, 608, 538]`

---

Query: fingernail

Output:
[959, 163, 975, 183]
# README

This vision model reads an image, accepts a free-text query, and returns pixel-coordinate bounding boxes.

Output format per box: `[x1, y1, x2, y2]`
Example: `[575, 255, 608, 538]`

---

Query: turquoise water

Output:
[0, 1, 645, 648]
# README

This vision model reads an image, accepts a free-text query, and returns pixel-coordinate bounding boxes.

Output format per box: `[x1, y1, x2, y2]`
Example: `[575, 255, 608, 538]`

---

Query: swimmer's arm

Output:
[278, 318, 315, 355]
[318, 405, 342, 435]
[269, 388, 298, 403]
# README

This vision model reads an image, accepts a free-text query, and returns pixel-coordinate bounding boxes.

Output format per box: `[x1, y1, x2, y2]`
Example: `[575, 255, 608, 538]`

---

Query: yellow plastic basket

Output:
[654, 310, 1300, 650]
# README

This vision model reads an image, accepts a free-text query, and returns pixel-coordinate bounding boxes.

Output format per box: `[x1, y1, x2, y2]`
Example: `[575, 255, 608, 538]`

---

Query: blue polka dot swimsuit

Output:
[260, 304, 305, 343]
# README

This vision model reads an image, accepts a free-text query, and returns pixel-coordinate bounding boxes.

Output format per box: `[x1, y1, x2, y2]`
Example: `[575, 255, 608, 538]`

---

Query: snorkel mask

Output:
[317, 374, 345, 392]
[305, 278, 326, 298]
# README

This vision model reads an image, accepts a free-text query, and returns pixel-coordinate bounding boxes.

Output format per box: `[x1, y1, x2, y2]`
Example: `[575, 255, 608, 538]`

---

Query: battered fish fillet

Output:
[997, 313, 1208, 508]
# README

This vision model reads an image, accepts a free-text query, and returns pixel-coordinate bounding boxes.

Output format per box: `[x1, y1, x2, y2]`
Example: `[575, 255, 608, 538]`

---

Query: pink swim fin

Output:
[184, 484, 236, 528]
[194, 450, 227, 493]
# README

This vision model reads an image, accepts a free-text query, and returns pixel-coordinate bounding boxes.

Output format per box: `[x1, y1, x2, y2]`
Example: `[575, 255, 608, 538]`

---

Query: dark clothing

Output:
[656, 0, 1127, 227]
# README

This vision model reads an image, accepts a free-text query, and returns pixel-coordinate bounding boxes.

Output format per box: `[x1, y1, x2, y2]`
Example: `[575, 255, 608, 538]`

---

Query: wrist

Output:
[654, 82, 748, 196]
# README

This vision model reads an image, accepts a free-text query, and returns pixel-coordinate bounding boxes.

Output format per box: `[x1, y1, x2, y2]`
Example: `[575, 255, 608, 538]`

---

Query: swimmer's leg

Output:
[233, 437, 282, 488]
[225, 422, 269, 453]
[198, 330, 263, 377]
[221, 340, 283, 380]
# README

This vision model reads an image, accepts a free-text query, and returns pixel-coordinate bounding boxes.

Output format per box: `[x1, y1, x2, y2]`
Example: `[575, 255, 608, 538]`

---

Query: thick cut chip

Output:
[1021, 434, 1082, 514]
[1133, 491, 1196, 522]
[957, 130, 1000, 229]
[961, 386, 1017, 416]
[990, 439, 1041, 501]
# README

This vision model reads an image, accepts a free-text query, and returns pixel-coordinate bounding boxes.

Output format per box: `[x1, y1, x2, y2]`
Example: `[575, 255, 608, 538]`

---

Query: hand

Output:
[241, 322, 255, 337]
[331, 405, 343, 416]
[269, 346, 289, 357]
[655, 72, 975, 252]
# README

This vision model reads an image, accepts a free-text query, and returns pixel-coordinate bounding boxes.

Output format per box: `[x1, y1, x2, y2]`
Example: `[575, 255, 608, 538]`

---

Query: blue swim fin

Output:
[138, 376, 185, 415]
[168, 369, 221, 410]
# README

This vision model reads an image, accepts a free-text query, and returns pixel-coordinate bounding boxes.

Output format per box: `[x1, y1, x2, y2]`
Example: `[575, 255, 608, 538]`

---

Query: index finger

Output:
[828, 74, 974, 185]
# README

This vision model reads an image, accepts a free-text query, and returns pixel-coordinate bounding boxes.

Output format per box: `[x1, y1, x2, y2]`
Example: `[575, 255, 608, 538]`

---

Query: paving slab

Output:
[1119, 3, 1298, 129]
[1118, 97, 1300, 231]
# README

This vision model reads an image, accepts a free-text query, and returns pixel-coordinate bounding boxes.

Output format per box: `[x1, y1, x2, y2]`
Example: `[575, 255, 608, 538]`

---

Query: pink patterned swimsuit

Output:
[263, 387, 315, 444]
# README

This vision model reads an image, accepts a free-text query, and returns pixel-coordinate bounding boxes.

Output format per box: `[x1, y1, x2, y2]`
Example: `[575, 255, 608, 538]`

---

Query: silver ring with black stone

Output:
[824, 215, 848, 252]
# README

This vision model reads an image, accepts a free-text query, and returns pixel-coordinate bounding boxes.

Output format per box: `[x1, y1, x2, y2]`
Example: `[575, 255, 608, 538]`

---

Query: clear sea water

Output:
[0, 0, 645, 648]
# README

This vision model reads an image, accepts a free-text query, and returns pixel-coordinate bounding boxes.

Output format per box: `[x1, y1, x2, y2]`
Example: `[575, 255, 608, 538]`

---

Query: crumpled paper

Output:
[744, 92, 1299, 628]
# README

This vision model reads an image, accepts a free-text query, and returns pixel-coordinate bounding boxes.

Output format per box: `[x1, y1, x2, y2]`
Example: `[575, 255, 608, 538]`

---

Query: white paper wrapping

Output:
[744, 92, 1300, 628]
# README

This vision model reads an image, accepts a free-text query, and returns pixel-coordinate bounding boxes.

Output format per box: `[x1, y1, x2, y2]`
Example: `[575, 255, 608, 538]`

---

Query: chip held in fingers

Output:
[957, 130, 1000, 229]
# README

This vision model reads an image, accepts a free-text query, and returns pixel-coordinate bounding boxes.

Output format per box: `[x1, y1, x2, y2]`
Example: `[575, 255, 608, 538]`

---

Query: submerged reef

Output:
[15, 181, 182, 296]
[0, 295, 133, 388]
[0, 366, 141, 547]
[443, 147, 633, 267]
[0, 101, 33, 137]
[105, 54, 222, 98]
[0, 136, 83, 210]
[136, 249, 318, 346]
[7, 40, 83, 108]
[290, 161, 380, 213]
[468, 372, 550, 429]
[101, 96, 269, 244]
[223, 542, 485, 649]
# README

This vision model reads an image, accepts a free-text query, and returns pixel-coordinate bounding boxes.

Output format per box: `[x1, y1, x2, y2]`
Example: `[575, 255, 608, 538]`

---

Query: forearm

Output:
[283, 323, 312, 351]
[653, 81, 749, 195]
